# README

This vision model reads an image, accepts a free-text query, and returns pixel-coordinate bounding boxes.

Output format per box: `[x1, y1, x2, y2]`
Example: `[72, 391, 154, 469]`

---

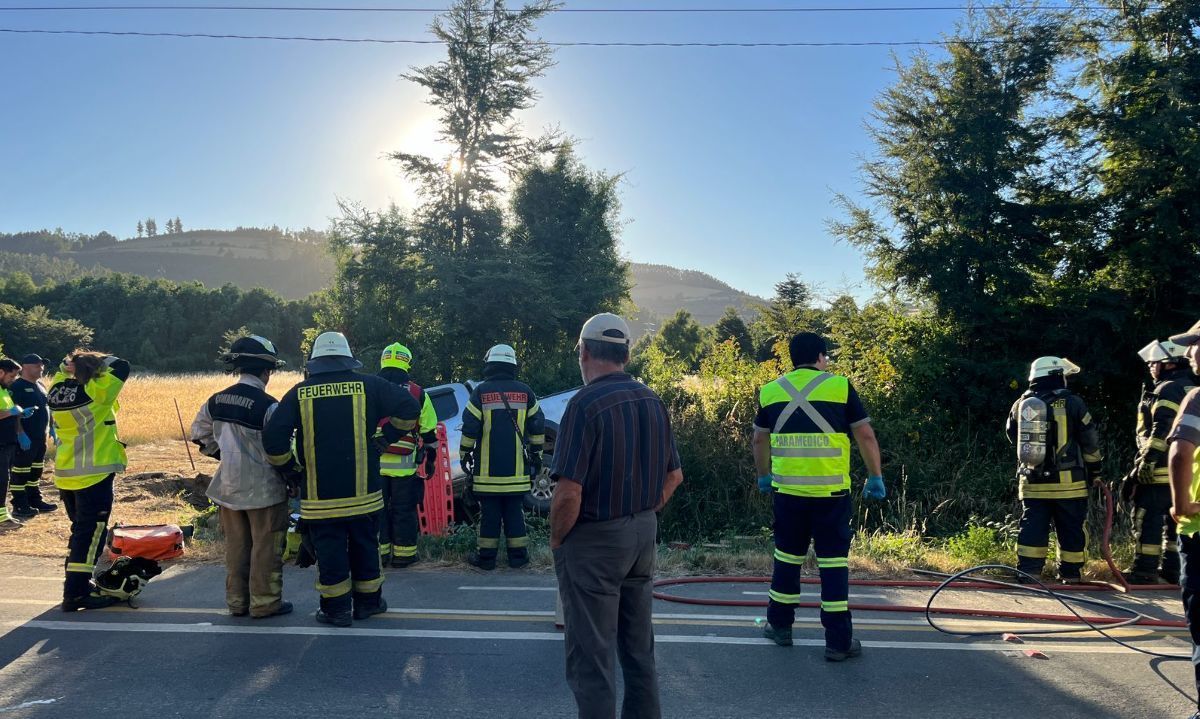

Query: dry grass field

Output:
[118, 371, 304, 446]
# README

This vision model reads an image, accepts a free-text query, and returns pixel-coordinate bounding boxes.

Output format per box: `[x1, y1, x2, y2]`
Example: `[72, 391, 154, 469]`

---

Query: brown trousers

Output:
[220, 502, 288, 617]
[554, 509, 660, 719]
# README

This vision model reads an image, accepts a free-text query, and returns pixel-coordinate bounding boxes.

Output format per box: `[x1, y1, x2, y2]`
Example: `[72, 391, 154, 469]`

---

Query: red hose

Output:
[652, 481, 1183, 628]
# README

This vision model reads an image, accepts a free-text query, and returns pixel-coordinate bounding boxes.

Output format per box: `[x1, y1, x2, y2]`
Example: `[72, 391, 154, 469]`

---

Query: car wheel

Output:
[524, 428, 556, 515]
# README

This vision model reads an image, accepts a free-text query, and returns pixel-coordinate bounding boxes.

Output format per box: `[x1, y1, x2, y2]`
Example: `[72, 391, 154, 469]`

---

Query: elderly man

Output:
[550, 313, 684, 719]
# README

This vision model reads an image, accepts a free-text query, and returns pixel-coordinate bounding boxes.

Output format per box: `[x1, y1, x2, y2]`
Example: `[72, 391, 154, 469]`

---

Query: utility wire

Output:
[0, 27, 1094, 46]
[0, 4, 1128, 13]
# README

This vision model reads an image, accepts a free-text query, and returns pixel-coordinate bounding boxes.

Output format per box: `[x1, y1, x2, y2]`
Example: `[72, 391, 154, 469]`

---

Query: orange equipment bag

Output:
[110, 524, 185, 561]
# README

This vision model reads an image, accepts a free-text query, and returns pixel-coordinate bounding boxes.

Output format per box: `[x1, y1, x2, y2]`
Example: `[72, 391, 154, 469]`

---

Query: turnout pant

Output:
[11, 440, 46, 503]
[1178, 533, 1200, 710]
[0, 444, 13, 521]
[1131, 484, 1180, 579]
[477, 493, 528, 563]
[1017, 497, 1088, 578]
[307, 514, 383, 616]
[379, 474, 421, 561]
[767, 491, 853, 651]
[554, 509, 659, 719]
[60, 474, 114, 599]
[220, 502, 288, 617]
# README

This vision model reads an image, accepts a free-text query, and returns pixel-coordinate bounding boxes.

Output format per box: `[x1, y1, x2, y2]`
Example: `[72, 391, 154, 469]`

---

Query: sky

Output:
[0, 1, 978, 300]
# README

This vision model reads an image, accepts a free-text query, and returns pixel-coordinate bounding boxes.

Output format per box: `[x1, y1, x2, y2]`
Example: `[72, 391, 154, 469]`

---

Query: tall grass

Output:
[115, 371, 304, 446]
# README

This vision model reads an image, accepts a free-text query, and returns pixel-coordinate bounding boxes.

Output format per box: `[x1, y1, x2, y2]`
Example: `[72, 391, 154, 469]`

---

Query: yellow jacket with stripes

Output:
[47, 357, 131, 490]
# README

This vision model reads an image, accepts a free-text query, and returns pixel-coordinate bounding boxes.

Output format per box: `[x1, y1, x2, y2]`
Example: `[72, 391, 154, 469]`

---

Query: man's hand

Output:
[1135, 457, 1158, 484]
[17, 433, 30, 452]
[863, 475, 886, 500]
[756, 475, 773, 494]
[1172, 501, 1200, 524]
[19, 406, 34, 419]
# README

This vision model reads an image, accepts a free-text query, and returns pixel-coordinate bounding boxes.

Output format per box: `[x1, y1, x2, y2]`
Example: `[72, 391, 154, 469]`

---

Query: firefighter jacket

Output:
[1006, 379, 1102, 500]
[262, 369, 420, 521]
[376, 367, 439, 478]
[754, 367, 870, 498]
[48, 357, 130, 490]
[1135, 366, 1198, 485]
[190, 374, 287, 511]
[460, 367, 545, 495]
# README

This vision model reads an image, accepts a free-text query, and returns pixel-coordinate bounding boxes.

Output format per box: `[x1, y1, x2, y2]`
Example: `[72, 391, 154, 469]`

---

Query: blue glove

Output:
[19, 406, 34, 419]
[757, 475, 773, 494]
[17, 433, 30, 452]
[863, 475, 886, 500]
[48, 426, 58, 446]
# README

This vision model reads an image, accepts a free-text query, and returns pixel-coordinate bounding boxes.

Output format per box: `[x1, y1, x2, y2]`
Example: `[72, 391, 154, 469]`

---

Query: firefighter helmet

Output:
[485, 344, 518, 365]
[221, 335, 285, 370]
[1029, 356, 1081, 381]
[1137, 339, 1188, 364]
[95, 556, 162, 601]
[381, 343, 413, 370]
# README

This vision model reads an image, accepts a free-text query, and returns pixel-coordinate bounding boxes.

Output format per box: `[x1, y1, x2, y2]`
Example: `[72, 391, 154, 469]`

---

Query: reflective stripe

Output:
[1017, 544, 1048, 558]
[821, 601, 849, 613]
[478, 537, 500, 549]
[773, 373, 836, 435]
[773, 549, 806, 565]
[1167, 541, 1180, 552]
[771, 447, 843, 458]
[1149, 438, 1169, 451]
[392, 545, 417, 558]
[56, 463, 123, 478]
[300, 398, 317, 500]
[1058, 550, 1085, 563]
[85, 521, 105, 566]
[1153, 400, 1180, 414]
[1138, 544, 1163, 556]
[1178, 414, 1200, 432]
[773, 474, 844, 487]
[316, 578, 352, 598]
[816, 556, 848, 568]
[353, 393, 367, 497]
[508, 536, 529, 548]
[768, 589, 800, 604]
[353, 577, 384, 594]
[66, 562, 94, 573]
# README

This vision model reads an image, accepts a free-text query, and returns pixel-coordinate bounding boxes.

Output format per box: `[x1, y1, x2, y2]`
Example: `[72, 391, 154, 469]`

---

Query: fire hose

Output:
[652, 481, 1190, 658]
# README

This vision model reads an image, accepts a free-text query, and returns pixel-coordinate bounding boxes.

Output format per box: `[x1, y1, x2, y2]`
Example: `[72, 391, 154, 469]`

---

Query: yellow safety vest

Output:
[379, 393, 438, 477]
[50, 370, 127, 490]
[760, 369, 852, 497]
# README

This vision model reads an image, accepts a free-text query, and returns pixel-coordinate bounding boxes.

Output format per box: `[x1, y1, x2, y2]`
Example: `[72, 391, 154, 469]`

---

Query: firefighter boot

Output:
[315, 595, 352, 627]
[825, 638, 863, 662]
[11, 492, 36, 520]
[26, 485, 58, 513]
[352, 591, 388, 621]
[762, 623, 793, 647]
[508, 546, 530, 570]
[62, 592, 118, 612]
[467, 552, 496, 571]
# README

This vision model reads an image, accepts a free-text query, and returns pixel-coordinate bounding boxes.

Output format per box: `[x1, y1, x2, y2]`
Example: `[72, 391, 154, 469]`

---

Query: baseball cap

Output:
[578, 313, 631, 347]
[1170, 319, 1200, 347]
[18, 354, 44, 366]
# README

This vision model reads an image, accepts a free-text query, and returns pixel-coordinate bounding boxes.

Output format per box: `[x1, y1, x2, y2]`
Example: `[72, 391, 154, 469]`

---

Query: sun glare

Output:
[447, 156, 464, 175]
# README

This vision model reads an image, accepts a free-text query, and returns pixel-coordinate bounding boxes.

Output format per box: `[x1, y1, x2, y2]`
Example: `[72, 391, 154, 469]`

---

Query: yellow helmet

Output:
[380, 343, 413, 370]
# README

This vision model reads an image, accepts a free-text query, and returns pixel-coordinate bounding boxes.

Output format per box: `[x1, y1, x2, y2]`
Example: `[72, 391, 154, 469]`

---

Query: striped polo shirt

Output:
[551, 372, 680, 522]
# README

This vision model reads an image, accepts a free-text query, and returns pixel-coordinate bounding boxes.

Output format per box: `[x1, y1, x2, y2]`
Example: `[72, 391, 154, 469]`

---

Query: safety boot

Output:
[27, 486, 58, 513]
[1161, 570, 1181, 586]
[11, 494, 36, 520]
[467, 552, 496, 571]
[825, 638, 863, 662]
[391, 556, 418, 569]
[1128, 569, 1162, 585]
[251, 600, 293, 619]
[315, 609, 352, 627]
[62, 593, 118, 612]
[352, 592, 388, 621]
[508, 552, 530, 570]
[762, 623, 793, 647]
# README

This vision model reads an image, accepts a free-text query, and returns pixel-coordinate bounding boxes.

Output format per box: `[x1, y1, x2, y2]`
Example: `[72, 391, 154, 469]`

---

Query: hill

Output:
[0, 228, 766, 327]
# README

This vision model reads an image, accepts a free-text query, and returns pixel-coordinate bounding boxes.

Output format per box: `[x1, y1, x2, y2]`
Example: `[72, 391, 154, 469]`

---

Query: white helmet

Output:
[1029, 356, 1081, 381]
[1137, 339, 1188, 364]
[310, 332, 354, 359]
[484, 344, 518, 365]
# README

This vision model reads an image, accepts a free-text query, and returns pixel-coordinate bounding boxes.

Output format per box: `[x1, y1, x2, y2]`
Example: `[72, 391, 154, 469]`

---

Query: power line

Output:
[0, 27, 1072, 46]
[0, 4, 1122, 13]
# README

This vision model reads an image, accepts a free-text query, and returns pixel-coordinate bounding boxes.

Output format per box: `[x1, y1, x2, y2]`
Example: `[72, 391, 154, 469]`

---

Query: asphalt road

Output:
[0, 555, 1196, 719]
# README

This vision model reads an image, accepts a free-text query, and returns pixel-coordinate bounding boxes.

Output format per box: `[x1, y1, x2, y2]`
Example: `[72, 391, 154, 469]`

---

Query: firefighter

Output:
[0, 358, 35, 527]
[753, 332, 884, 658]
[1126, 340, 1196, 584]
[263, 332, 420, 627]
[48, 350, 131, 611]
[10, 354, 56, 517]
[1007, 357, 1103, 583]
[190, 335, 293, 618]
[375, 342, 438, 568]
[461, 344, 545, 570]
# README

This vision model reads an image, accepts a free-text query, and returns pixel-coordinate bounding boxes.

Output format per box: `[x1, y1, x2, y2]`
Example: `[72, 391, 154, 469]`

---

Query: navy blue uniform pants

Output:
[477, 494, 528, 562]
[1017, 497, 1088, 578]
[307, 514, 383, 615]
[379, 475, 422, 560]
[60, 474, 114, 599]
[1178, 532, 1200, 709]
[12, 440, 47, 497]
[767, 491, 853, 651]
[1131, 484, 1179, 578]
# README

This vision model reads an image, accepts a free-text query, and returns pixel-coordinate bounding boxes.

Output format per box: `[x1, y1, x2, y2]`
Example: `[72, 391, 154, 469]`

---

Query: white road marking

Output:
[457, 586, 557, 592]
[0, 697, 62, 713]
[741, 591, 888, 600]
[2, 619, 1186, 655]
